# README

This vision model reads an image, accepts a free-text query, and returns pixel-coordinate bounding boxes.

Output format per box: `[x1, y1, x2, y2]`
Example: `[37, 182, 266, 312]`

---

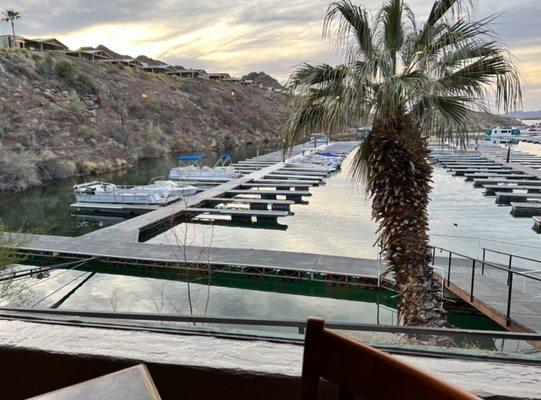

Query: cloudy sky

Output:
[1, 0, 541, 110]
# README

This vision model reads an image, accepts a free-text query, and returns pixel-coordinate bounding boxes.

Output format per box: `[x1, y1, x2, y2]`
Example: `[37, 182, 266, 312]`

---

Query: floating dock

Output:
[511, 202, 541, 216]
[433, 145, 541, 230]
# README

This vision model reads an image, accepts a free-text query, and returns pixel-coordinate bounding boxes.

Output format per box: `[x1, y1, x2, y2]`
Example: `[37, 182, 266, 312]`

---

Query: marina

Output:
[1, 141, 540, 339]
[2, 2, 541, 397]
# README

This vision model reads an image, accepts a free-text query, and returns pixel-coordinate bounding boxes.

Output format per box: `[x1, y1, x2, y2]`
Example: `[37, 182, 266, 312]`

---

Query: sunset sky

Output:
[1, 0, 541, 110]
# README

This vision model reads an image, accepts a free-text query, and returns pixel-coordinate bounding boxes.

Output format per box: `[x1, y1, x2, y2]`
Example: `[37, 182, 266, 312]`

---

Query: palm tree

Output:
[283, 0, 522, 326]
[1, 9, 21, 49]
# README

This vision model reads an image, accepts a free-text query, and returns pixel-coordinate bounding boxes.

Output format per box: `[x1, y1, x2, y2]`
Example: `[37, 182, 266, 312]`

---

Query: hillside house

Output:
[101, 58, 145, 68]
[0, 35, 24, 48]
[208, 72, 231, 81]
[66, 47, 111, 61]
[136, 55, 171, 73]
[0, 35, 68, 51]
[167, 67, 202, 78]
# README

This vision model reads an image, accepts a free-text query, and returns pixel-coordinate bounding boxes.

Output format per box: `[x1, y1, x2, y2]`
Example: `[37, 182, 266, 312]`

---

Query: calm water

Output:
[1, 141, 540, 330]
[0, 145, 269, 236]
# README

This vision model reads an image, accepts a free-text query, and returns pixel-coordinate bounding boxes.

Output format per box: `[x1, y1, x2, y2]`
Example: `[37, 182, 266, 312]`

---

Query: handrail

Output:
[0, 307, 540, 341]
[483, 247, 541, 266]
[431, 233, 540, 251]
[430, 245, 541, 327]
[431, 246, 541, 282]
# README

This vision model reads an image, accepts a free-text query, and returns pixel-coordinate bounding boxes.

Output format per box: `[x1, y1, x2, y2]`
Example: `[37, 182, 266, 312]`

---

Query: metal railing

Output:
[430, 246, 541, 327]
[0, 307, 539, 341]
[482, 248, 541, 276]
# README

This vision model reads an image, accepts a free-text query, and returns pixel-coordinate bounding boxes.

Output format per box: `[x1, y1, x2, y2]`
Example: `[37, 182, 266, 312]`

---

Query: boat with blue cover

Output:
[169, 153, 240, 180]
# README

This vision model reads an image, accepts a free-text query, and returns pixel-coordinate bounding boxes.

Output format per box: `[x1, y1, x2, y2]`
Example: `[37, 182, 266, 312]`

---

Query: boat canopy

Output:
[178, 155, 206, 161]
[315, 151, 340, 158]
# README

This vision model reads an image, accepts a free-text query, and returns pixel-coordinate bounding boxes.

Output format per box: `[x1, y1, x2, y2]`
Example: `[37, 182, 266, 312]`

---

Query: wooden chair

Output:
[301, 318, 481, 400]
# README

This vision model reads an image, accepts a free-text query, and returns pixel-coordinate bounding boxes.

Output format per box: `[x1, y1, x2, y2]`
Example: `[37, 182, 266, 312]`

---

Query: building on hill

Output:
[208, 72, 231, 81]
[102, 57, 145, 68]
[167, 67, 205, 78]
[0, 35, 68, 51]
[65, 47, 111, 61]
[135, 55, 171, 73]
[95, 44, 131, 60]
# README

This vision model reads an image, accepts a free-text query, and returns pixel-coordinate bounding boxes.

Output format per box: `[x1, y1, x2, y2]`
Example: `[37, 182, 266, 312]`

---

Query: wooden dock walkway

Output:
[9, 233, 382, 285]
[432, 255, 541, 335]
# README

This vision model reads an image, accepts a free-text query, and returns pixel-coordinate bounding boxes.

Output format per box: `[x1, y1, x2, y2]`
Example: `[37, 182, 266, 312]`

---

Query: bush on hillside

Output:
[54, 61, 94, 95]
[54, 60, 76, 80]
[36, 54, 55, 75]
[141, 95, 160, 111]
[38, 154, 77, 180]
[76, 73, 94, 95]
[0, 145, 41, 191]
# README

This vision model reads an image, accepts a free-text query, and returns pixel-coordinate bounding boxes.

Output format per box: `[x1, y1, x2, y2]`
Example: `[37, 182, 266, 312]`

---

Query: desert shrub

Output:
[3, 58, 39, 81]
[115, 158, 128, 168]
[140, 122, 173, 157]
[105, 124, 135, 149]
[61, 94, 86, 114]
[79, 124, 99, 139]
[141, 95, 160, 111]
[75, 73, 94, 95]
[54, 60, 76, 81]
[0, 145, 41, 191]
[80, 161, 98, 174]
[54, 61, 94, 95]
[39, 157, 77, 179]
[36, 54, 55, 75]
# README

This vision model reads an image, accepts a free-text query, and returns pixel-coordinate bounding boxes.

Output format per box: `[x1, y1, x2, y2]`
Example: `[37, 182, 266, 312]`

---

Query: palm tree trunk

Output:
[11, 20, 16, 49]
[368, 118, 446, 327]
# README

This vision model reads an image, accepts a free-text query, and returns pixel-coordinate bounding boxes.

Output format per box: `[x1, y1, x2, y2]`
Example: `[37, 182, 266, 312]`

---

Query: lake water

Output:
[1, 141, 540, 330]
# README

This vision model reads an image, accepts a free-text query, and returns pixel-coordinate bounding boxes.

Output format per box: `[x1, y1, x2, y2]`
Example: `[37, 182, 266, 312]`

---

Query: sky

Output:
[1, 0, 541, 110]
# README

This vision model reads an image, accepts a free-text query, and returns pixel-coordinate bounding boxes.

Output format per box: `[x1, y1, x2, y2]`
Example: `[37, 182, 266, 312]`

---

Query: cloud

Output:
[1, 0, 541, 109]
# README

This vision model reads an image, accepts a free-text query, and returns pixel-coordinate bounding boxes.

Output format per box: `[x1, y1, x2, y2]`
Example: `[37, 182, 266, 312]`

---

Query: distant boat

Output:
[73, 181, 197, 205]
[309, 134, 328, 145]
[355, 126, 372, 139]
[169, 154, 240, 180]
[485, 126, 521, 144]
[521, 122, 541, 134]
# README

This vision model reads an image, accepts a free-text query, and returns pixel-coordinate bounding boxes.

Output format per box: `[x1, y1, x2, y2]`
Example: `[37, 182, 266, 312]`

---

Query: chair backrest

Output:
[301, 318, 481, 400]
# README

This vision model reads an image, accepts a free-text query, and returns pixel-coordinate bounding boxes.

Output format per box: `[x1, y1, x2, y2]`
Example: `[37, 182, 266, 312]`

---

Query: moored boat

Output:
[169, 154, 240, 180]
[286, 151, 342, 170]
[73, 181, 196, 205]
[485, 126, 521, 144]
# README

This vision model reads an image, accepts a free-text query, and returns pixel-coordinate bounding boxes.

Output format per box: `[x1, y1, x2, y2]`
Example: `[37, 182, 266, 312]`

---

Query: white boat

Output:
[73, 181, 195, 205]
[136, 180, 198, 197]
[169, 165, 239, 180]
[169, 153, 240, 180]
[485, 126, 521, 144]
[286, 151, 342, 170]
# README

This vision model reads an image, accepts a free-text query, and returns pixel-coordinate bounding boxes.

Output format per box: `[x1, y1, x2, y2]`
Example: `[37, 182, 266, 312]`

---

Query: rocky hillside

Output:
[0, 49, 287, 191]
[242, 72, 284, 89]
